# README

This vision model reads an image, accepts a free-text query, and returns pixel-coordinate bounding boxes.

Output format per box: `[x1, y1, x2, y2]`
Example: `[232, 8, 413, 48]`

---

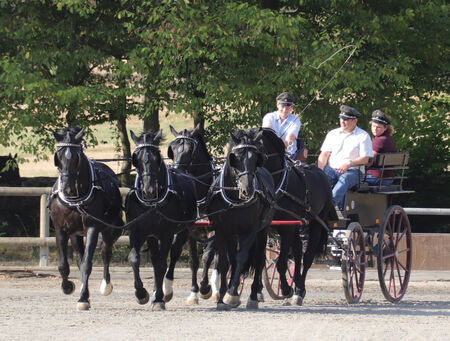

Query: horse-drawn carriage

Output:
[49, 125, 413, 310]
[262, 151, 413, 304]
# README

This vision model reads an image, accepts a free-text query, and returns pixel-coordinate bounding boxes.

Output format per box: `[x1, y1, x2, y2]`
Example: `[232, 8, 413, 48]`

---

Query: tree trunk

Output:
[116, 117, 132, 186]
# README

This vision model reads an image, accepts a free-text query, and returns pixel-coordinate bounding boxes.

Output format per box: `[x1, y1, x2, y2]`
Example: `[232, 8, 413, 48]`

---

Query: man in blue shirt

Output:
[262, 92, 302, 159]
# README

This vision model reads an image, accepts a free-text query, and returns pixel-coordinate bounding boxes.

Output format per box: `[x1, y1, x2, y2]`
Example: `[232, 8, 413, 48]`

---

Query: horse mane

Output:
[191, 129, 212, 162]
[261, 128, 285, 156]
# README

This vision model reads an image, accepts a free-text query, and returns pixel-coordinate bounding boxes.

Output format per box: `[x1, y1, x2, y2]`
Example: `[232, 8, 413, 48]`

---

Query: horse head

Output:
[131, 129, 165, 201]
[227, 128, 265, 200]
[53, 127, 86, 198]
[167, 124, 202, 172]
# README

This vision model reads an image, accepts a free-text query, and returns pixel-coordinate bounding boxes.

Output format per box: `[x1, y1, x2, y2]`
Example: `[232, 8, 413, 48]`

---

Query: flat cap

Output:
[339, 105, 361, 119]
[276, 92, 294, 104]
[371, 110, 391, 125]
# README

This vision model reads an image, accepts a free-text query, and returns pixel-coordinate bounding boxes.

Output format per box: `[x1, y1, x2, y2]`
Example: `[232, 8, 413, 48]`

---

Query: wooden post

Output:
[39, 194, 49, 267]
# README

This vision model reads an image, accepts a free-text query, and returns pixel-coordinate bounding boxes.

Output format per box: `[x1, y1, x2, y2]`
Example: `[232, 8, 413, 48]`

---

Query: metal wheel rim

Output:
[377, 205, 412, 303]
[341, 222, 366, 304]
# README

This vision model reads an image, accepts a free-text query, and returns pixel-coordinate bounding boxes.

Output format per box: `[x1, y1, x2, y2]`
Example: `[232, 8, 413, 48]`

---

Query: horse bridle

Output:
[55, 142, 83, 177]
[171, 135, 199, 169]
[230, 143, 261, 179]
[133, 142, 174, 205]
[54, 142, 100, 206]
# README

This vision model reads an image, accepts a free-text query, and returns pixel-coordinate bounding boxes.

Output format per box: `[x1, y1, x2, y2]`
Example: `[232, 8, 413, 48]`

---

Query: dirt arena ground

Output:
[0, 266, 449, 341]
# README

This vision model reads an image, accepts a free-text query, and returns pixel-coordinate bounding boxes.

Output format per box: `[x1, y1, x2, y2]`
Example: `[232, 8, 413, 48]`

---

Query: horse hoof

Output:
[291, 294, 303, 306]
[199, 286, 212, 299]
[136, 290, 150, 305]
[257, 292, 264, 303]
[223, 293, 240, 308]
[151, 302, 166, 311]
[246, 298, 259, 310]
[186, 292, 199, 305]
[100, 280, 113, 296]
[62, 281, 75, 295]
[77, 300, 90, 311]
[283, 287, 294, 299]
[212, 292, 220, 303]
[216, 303, 231, 311]
[163, 292, 173, 303]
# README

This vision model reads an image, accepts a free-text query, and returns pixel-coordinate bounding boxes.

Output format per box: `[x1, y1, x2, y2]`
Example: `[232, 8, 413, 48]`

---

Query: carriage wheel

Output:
[263, 244, 295, 300]
[377, 205, 412, 303]
[341, 222, 366, 304]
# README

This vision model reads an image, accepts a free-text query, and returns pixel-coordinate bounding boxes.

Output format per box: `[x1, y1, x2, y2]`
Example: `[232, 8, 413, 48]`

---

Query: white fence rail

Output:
[0, 186, 449, 268]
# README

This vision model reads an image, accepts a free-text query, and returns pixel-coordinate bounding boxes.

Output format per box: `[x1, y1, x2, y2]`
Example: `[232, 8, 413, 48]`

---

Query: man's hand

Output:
[336, 162, 352, 174]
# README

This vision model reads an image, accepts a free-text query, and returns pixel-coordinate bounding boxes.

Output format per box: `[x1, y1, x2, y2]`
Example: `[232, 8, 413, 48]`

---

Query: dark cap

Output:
[339, 105, 361, 119]
[371, 110, 391, 125]
[276, 92, 294, 104]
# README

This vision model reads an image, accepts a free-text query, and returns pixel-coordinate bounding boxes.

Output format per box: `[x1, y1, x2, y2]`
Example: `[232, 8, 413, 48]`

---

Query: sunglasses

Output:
[279, 103, 293, 107]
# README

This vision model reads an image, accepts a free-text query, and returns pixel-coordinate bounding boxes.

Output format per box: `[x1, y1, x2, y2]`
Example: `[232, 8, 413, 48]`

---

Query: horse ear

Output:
[53, 131, 64, 142]
[155, 130, 163, 144]
[230, 131, 240, 145]
[193, 123, 201, 135]
[167, 145, 174, 160]
[130, 130, 139, 145]
[169, 125, 178, 137]
[74, 128, 84, 141]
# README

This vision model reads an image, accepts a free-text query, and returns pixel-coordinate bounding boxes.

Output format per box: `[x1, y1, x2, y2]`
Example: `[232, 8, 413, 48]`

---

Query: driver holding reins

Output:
[262, 92, 307, 161]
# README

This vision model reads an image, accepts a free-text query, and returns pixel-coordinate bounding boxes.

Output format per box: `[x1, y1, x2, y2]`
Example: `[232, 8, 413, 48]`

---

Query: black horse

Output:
[260, 128, 337, 305]
[125, 130, 197, 310]
[206, 128, 275, 309]
[49, 127, 123, 310]
[164, 124, 220, 304]
[0, 153, 21, 186]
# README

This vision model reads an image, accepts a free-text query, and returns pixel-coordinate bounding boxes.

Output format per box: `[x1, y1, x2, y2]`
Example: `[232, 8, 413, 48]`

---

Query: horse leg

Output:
[77, 227, 99, 310]
[246, 230, 267, 309]
[199, 238, 216, 299]
[216, 241, 231, 310]
[70, 235, 84, 270]
[56, 229, 75, 295]
[151, 234, 173, 311]
[99, 228, 120, 296]
[186, 235, 200, 304]
[224, 231, 255, 308]
[291, 228, 304, 306]
[163, 229, 188, 303]
[277, 231, 294, 298]
[128, 231, 149, 305]
[294, 222, 322, 306]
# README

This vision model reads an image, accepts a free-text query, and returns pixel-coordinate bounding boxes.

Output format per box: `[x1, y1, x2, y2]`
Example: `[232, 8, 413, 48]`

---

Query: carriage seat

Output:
[356, 152, 411, 194]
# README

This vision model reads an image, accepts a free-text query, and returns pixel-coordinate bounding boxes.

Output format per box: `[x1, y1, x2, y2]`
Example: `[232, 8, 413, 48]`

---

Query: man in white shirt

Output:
[262, 92, 303, 159]
[318, 105, 373, 211]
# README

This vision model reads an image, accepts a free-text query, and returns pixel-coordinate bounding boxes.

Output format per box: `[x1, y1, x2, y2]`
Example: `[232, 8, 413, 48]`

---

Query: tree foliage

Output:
[0, 0, 448, 227]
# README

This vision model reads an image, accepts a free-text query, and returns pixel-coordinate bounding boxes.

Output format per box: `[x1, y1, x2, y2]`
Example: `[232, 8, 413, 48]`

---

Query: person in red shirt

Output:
[366, 110, 397, 186]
